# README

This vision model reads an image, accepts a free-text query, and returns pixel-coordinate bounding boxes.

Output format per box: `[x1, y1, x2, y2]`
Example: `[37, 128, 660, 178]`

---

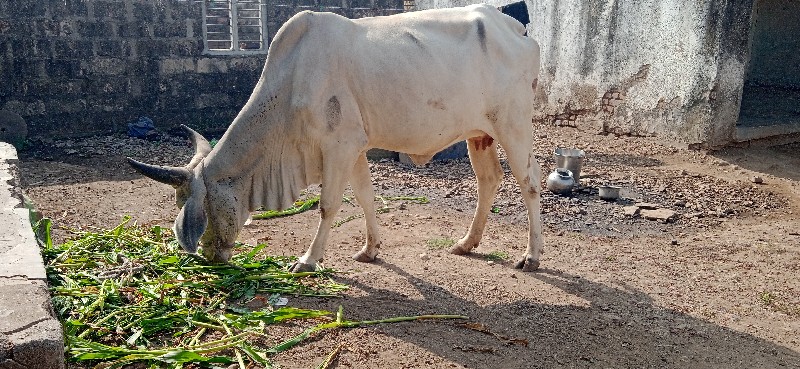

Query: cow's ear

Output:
[174, 179, 207, 253]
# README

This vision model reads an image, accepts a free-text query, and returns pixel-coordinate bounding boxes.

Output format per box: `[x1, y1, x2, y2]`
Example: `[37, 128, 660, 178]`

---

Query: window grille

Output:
[202, 0, 267, 54]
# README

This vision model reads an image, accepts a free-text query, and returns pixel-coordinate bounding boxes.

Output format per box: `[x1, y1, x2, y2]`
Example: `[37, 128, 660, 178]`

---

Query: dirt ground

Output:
[19, 123, 800, 369]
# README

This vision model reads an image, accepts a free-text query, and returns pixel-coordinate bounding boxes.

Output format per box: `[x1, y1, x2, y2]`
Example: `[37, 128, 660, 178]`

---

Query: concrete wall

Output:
[419, 0, 756, 147]
[0, 142, 64, 369]
[0, 0, 406, 139]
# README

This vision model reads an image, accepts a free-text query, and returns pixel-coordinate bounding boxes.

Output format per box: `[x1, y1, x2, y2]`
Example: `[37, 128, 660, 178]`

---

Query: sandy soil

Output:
[19, 123, 800, 368]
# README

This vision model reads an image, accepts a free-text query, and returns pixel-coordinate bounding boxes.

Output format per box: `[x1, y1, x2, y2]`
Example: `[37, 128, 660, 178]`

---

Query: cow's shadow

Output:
[292, 261, 800, 368]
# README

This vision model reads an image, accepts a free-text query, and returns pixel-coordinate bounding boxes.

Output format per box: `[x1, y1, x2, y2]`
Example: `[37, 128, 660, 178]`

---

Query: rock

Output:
[623, 206, 640, 217]
[0, 109, 27, 147]
[634, 202, 660, 210]
[751, 176, 763, 184]
[640, 208, 676, 222]
[419, 253, 429, 260]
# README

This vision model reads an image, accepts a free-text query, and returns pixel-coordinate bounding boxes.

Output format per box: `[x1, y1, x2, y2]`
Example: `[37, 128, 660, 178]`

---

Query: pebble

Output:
[751, 176, 764, 184]
[419, 253, 429, 260]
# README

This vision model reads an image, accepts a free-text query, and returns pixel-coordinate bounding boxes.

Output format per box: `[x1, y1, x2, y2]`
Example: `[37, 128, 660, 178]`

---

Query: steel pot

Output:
[546, 168, 575, 195]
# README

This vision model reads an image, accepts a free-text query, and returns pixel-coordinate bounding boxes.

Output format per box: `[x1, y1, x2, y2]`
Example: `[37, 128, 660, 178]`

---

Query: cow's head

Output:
[127, 125, 237, 263]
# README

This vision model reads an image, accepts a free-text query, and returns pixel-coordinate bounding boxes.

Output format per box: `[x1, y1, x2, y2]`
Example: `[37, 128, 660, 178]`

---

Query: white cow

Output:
[128, 4, 544, 272]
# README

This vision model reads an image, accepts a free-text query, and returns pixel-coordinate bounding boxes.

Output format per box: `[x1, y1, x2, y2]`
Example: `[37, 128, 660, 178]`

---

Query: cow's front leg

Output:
[290, 152, 354, 272]
[351, 153, 382, 262]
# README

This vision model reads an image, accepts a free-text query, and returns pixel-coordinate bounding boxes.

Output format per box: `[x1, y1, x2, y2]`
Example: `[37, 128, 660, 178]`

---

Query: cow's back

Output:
[229, 5, 540, 160]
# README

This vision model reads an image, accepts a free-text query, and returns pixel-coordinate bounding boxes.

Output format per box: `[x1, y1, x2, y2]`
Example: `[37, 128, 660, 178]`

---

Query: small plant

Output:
[760, 291, 775, 306]
[485, 251, 509, 262]
[426, 237, 455, 250]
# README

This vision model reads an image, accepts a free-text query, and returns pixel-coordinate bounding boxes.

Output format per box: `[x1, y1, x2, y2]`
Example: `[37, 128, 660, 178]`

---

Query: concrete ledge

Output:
[0, 142, 65, 369]
[736, 121, 800, 142]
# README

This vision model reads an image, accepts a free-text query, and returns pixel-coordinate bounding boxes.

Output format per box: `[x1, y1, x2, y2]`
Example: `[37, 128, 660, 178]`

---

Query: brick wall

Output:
[0, 0, 406, 139]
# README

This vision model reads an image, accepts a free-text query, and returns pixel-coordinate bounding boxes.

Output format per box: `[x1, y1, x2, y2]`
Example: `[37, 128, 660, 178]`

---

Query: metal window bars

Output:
[202, 0, 266, 54]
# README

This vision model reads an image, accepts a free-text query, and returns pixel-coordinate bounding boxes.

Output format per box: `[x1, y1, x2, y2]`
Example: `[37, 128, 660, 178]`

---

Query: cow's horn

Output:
[182, 125, 212, 169]
[127, 158, 192, 186]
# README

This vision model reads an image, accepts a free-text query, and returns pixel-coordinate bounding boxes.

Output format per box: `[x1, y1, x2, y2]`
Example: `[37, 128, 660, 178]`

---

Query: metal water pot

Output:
[546, 168, 575, 195]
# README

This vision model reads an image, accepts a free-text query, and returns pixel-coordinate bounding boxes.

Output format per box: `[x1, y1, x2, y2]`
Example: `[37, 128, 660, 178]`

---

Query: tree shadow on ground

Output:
[297, 261, 799, 369]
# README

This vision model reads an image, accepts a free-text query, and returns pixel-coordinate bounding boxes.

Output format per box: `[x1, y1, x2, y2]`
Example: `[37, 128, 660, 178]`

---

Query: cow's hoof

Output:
[449, 245, 471, 255]
[289, 261, 317, 273]
[514, 257, 540, 272]
[352, 249, 378, 263]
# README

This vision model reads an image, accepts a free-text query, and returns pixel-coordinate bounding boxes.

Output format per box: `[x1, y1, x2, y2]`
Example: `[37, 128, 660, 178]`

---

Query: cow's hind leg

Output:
[351, 153, 382, 262]
[450, 135, 503, 255]
[494, 129, 543, 271]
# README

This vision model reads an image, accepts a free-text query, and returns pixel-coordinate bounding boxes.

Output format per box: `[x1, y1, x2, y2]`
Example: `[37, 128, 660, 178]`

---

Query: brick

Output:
[195, 93, 231, 109]
[158, 58, 195, 75]
[75, 20, 115, 38]
[132, 2, 155, 23]
[136, 39, 170, 58]
[86, 94, 126, 112]
[118, 22, 150, 38]
[350, 0, 375, 9]
[153, 21, 186, 38]
[169, 39, 203, 57]
[45, 97, 85, 114]
[84, 57, 126, 76]
[377, 0, 404, 9]
[3, 100, 46, 116]
[52, 39, 94, 59]
[125, 59, 157, 77]
[95, 40, 133, 57]
[169, 1, 201, 21]
[94, 0, 127, 20]
[11, 60, 47, 78]
[44, 60, 80, 79]
[268, 4, 300, 22]
[87, 76, 129, 95]
[320, 0, 344, 7]
[10, 38, 51, 59]
[196, 58, 229, 74]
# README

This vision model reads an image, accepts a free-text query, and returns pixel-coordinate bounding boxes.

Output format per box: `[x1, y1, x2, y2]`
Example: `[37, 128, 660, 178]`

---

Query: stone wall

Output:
[0, 0, 406, 139]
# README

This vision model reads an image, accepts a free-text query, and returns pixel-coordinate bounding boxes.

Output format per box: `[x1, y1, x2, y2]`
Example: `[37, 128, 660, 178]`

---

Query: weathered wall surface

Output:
[420, 0, 756, 147]
[0, 0, 405, 139]
[531, 0, 755, 147]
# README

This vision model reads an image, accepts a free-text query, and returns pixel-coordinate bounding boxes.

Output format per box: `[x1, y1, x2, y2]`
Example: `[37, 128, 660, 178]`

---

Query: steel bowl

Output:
[598, 185, 621, 200]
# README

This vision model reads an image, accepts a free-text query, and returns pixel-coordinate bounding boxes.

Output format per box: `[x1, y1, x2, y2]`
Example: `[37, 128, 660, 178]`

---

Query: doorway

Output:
[737, 0, 800, 141]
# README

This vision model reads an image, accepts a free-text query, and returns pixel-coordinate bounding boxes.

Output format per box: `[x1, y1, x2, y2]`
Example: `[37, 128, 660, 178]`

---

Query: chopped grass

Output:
[252, 195, 429, 225]
[426, 237, 455, 250]
[485, 251, 510, 262]
[39, 216, 464, 368]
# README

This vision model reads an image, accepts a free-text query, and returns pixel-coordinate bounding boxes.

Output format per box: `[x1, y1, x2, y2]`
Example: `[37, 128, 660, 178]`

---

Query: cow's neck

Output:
[203, 113, 320, 213]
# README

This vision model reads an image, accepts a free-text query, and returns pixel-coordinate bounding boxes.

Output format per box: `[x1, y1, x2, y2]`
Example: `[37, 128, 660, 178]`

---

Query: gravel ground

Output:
[19, 122, 800, 369]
